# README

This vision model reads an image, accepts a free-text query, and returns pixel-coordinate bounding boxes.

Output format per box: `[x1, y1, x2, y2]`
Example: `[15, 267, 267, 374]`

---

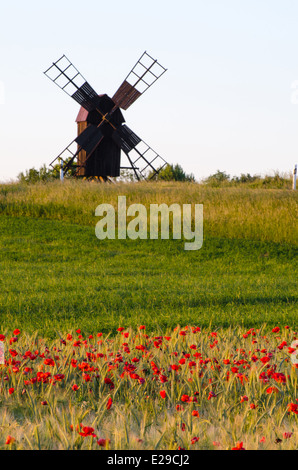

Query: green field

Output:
[0, 181, 297, 335]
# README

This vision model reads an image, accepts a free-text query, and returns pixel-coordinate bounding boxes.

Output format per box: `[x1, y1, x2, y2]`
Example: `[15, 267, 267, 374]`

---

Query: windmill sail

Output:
[112, 51, 167, 110]
[113, 125, 168, 179]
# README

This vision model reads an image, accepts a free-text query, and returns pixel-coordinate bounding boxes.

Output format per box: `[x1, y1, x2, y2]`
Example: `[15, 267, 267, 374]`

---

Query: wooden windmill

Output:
[44, 52, 168, 180]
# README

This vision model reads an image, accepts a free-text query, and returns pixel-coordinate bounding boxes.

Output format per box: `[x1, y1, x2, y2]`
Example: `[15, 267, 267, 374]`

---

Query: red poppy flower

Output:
[5, 436, 15, 445]
[79, 425, 96, 437]
[44, 358, 55, 367]
[106, 397, 113, 410]
[97, 438, 110, 447]
[191, 437, 199, 445]
[176, 405, 184, 411]
[181, 394, 190, 403]
[266, 386, 279, 394]
[208, 391, 216, 400]
[288, 403, 298, 414]
[232, 442, 245, 450]
[8, 388, 14, 395]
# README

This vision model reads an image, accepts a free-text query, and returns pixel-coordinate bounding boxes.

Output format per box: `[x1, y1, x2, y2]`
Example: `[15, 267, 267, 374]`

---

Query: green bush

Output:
[18, 159, 77, 184]
[149, 164, 195, 182]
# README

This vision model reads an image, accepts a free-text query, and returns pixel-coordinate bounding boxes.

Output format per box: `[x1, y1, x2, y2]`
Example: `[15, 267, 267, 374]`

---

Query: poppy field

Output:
[0, 324, 297, 450]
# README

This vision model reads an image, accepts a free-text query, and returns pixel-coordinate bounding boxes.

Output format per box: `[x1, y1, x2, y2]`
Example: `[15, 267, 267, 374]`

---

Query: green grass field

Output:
[0, 181, 297, 336]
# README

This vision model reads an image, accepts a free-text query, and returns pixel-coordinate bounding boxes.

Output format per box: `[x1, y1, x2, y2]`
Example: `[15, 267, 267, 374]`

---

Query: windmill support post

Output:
[60, 159, 64, 182]
[293, 164, 297, 190]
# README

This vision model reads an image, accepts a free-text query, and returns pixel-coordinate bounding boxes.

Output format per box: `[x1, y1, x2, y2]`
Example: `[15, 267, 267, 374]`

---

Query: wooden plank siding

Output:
[77, 121, 88, 176]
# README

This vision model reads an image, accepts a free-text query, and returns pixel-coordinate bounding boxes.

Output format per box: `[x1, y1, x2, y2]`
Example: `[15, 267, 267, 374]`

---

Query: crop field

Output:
[0, 180, 297, 450]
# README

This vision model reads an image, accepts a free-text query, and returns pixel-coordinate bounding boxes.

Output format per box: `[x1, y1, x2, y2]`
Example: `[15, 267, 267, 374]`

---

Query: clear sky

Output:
[1, 0, 298, 181]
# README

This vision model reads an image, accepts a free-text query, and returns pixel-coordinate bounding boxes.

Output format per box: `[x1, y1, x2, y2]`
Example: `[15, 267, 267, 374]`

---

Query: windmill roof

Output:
[76, 107, 89, 122]
[75, 94, 106, 122]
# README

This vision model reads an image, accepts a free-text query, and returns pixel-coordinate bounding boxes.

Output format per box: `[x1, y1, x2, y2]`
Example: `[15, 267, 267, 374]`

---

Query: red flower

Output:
[266, 386, 279, 394]
[97, 438, 110, 447]
[176, 405, 184, 411]
[117, 327, 125, 332]
[72, 384, 79, 391]
[139, 325, 146, 330]
[208, 391, 216, 400]
[191, 437, 199, 445]
[106, 397, 113, 410]
[8, 388, 14, 395]
[41, 400, 48, 405]
[283, 432, 293, 439]
[5, 436, 15, 445]
[44, 358, 55, 367]
[272, 327, 280, 333]
[0, 334, 5, 341]
[240, 396, 248, 403]
[192, 410, 200, 417]
[79, 425, 96, 437]
[54, 374, 65, 381]
[288, 403, 298, 414]
[232, 442, 245, 450]
[9, 349, 18, 357]
[181, 394, 190, 403]
[160, 390, 166, 399]
[13, 329, 20, 336]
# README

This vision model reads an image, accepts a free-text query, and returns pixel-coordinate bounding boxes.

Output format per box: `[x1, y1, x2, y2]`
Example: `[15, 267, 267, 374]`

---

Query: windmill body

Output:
[44, 52, 168, 180]
[76, 95, 125, 177]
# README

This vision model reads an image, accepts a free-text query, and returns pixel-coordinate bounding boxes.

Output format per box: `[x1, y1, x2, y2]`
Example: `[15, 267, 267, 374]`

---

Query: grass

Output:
[0, 216, 296, 335]
[0, 180, 297, 335]
[0, 326, 297, 450]
[0, 180, 297, 244]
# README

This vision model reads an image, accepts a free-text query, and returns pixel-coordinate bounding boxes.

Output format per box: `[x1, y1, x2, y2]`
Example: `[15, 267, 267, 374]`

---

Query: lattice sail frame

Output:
[44, 55, 101, 112]
[112, 51, 167, 110]
[114, 125, 168, 180]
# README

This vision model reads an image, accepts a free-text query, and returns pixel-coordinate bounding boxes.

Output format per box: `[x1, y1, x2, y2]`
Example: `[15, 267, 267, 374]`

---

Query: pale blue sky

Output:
[1, 0, 298, 181]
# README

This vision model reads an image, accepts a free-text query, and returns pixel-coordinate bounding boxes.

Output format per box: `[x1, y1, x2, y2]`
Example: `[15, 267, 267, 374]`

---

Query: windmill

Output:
[44, 52, 168, 181]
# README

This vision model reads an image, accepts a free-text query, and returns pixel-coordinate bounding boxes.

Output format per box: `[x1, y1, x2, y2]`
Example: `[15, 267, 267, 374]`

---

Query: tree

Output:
[202, 170, 230, 187]
[17, 159, 77, 183]
[149, 164, 195, 182]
